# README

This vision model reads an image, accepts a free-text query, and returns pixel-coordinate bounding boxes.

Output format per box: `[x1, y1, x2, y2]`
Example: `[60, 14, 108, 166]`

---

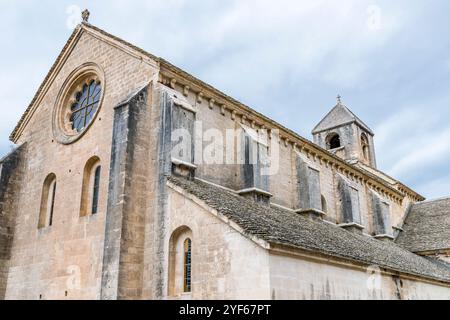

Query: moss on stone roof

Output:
[397, 198, 450, 253]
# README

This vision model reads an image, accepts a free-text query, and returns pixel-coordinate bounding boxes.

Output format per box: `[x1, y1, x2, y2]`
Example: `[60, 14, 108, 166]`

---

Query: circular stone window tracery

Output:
[70, 79, 102, 132]
[53, 63, 105, 144]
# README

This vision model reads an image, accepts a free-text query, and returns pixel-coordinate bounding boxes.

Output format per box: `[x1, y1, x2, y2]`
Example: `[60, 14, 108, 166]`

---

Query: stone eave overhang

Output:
[312, 119, 374, 136]
[415, 249, 450, 256]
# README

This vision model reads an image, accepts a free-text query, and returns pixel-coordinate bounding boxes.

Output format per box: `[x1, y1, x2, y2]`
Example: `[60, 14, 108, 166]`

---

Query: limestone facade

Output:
[0, 21, 449, 300]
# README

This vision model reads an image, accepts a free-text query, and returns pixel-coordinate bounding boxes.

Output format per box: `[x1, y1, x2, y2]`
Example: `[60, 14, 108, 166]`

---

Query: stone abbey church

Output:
[1, 15, 450, 300]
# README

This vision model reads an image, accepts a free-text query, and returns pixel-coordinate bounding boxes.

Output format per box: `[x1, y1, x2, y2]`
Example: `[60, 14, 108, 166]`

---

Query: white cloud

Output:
[93, 0, 411, 94]
[374, 102, 450, 197]
[194, 0, 406, 90]
[388, 128, 450, 177]
[416, 174, 450, 200]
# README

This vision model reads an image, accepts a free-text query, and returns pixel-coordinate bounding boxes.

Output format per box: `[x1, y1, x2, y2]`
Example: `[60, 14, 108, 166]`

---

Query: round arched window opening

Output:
[327, 133, 341, 150]
[361, 133, 370, 161]
[53, 63, 105, 145]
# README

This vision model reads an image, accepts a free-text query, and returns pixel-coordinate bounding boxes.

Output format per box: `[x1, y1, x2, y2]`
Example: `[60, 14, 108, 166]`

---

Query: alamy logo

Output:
[366, 265, 382, 291]
[170, 123, 281, 176]
[367, 5, 382, 31]
[66, 5, 82, 30]
[66, 265, 81, 290]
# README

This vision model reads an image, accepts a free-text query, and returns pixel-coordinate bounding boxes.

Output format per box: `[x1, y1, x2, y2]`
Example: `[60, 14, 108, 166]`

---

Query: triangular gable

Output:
[9, 25, 82, 143]
[9, 22, 159, 143]
[312, 103, 374, 135]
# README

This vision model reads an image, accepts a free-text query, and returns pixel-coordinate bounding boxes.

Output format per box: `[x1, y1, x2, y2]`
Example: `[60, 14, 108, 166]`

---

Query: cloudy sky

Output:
[1, 0, 449, 199]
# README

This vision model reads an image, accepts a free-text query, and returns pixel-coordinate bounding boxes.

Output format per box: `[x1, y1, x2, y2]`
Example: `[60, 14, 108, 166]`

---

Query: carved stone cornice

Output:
[159, 65, 424, 203]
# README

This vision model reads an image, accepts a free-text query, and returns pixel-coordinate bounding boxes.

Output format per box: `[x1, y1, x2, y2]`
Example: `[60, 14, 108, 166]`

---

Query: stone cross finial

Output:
[82, 9, 90, 23]
[337, 95, 342, 105]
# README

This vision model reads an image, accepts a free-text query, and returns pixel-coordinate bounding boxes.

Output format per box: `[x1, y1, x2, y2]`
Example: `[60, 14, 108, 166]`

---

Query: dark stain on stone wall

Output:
[296, 156, 321, 211]
[392, 275, 404, 300]
[154, 90, 173, 298]
[338, 175, 356, 224]
[371, 191, 391, 236]
[0, 145, 25, 299]
[101, 86, 150, 300]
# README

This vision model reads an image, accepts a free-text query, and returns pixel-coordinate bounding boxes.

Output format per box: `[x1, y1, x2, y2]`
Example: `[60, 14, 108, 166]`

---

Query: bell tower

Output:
[312, 96, 377, 168]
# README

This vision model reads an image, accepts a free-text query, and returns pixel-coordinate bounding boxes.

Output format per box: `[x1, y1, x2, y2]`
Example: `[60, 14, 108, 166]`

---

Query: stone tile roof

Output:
[396, 198, 450, 253]
[168, 176, 450, 284]
[312, 103, 374, 135]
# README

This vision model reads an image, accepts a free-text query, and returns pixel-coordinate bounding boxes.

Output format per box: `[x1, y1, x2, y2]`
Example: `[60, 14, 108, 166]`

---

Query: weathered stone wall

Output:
[141, 88, 176, 300]
[313, 122, 376, 168]
[170, 82, 242, 190]
[314, 124, 356, 162]
[163, 81, 413, 236]
[165, 185, 271, 300]
[101, 85, 152, 300]
[354, 124, 377, 167]
[2, 24, 427, 300]
[269, 251, 450, 300]
[164, 182, 450, 300]
[4, 29, 158, 300]
[271, 142, 296, 208]
[0, 146, 25, 299]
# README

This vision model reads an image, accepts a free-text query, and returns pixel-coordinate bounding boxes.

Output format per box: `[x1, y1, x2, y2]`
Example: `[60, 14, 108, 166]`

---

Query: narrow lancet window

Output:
[91, 166, 101, 214]
[80, 157, 101, 217]
[38, 173, 57, 229]
[184, 238, 192, 293]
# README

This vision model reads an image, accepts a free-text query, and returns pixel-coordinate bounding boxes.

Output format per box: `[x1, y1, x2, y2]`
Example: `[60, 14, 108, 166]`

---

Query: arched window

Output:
[80, 157, 101, 217]
[38, 173, 57, 229]
[361, 133, 370, 161]
[321, 195, 328, 213]
[183, 238, 192, 293]
[91, 166, 101, 214]
[326, 133, 341, 150]
[168, 226, 193, 296]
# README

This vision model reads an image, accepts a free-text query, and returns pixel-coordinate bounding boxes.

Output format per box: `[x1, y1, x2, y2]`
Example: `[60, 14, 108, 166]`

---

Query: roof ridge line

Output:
[312, 102, 374, 135]
[417, 196, 450, 204]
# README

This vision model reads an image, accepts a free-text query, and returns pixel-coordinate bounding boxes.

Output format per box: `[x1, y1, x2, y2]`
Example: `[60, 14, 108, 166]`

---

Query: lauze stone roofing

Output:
[168, 175, 450, 284]
[397, 198, 450, 253]
[312, 102, 374, 135]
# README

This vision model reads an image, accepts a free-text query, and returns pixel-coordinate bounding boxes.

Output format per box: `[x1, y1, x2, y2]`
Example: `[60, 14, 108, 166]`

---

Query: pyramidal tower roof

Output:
[312, 96, 374, 135]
